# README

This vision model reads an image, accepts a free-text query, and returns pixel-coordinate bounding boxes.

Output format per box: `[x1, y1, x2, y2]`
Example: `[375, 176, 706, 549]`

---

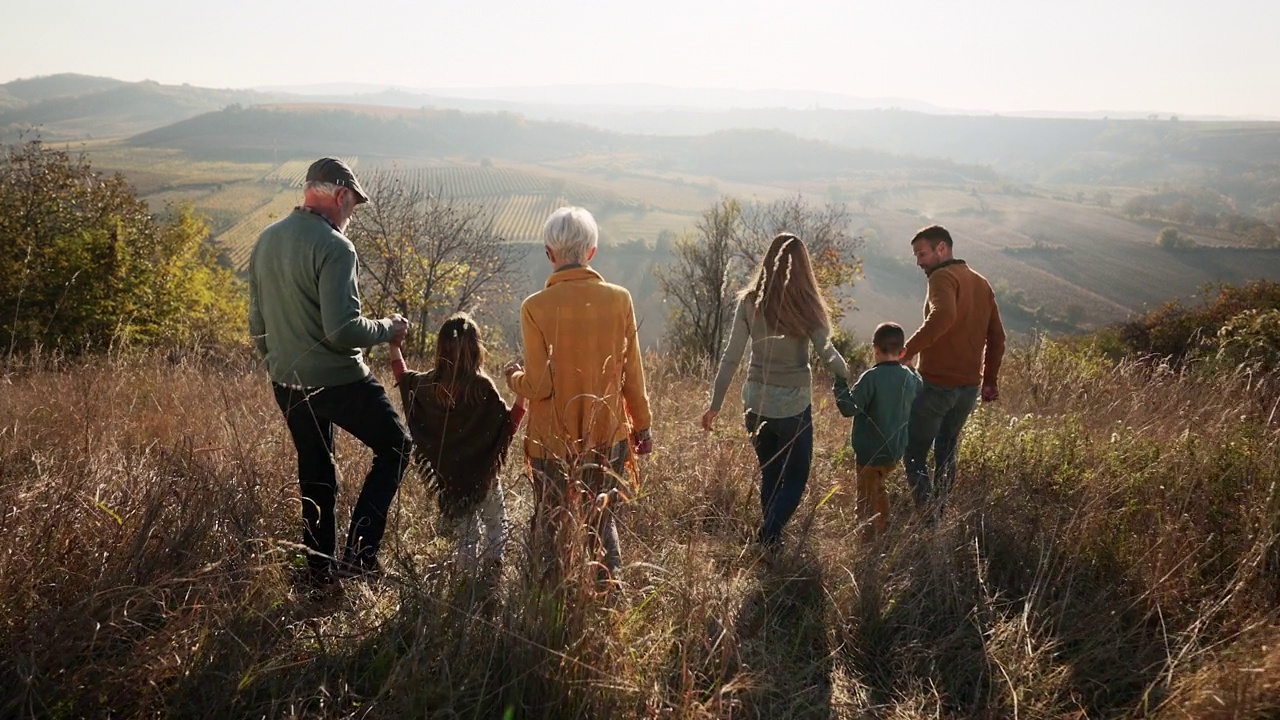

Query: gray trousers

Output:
[529, 439, 629, 580]
[451, 479, 507, 570]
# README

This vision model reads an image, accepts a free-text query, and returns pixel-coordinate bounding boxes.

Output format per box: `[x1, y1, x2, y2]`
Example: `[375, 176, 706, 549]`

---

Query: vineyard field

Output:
[599, 211, 698, 243]
[215, 189, 305, 269]
[263, 157, 361, 186]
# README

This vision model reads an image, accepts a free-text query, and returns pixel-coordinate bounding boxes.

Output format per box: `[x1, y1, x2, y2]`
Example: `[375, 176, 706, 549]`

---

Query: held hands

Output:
[503, 358, 524, 379]
[981, 384, 1000, 402]
[389, 314, 409, 344]
[631, 427, 653, 455]
[701, 409, 718, 432]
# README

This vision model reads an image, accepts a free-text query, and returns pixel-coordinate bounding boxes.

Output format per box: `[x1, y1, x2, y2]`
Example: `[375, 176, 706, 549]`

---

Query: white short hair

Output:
[304, 180, 342, 200]
[543, 206, 598, 265]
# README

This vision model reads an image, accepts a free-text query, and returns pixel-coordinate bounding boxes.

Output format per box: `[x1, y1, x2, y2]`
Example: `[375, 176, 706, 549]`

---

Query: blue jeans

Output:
[904, 382, 980, 508]
[745, 406, 814, 544]
[273, 376, 412, 571]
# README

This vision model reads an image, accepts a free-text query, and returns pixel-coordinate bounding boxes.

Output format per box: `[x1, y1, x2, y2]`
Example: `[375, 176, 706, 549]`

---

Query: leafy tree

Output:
[346, 169, 524, 352]
[654, 198, 741, 366]
[0, 140, 245, 354]
[735, 195, 863, 328]
[1157, 226, 1187, 249]
[656, 195, 863, 364]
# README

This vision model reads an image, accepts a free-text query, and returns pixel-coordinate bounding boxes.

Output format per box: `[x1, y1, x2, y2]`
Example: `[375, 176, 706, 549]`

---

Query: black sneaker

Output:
[335, 557, 383, 583]
[299, 565, 344, 598]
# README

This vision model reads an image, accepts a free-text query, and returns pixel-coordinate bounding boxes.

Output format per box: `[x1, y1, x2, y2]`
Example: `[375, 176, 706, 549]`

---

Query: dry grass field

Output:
[2, 340, 1278, 718]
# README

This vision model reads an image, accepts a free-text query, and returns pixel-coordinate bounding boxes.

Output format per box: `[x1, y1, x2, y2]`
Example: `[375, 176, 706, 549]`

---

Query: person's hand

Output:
[701, 409, 718, 432]
[632, 428, 653, 455]
[902, 353, 918, 369]
[389, 314, 409, 343]
[514, 395, 527, 410]
[503, 358, 523, 378]
[981, 384, 1000, 402]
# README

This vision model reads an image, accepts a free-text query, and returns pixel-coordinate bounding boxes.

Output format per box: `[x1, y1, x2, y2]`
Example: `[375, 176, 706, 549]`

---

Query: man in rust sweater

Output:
[902, 225, 1005, 512]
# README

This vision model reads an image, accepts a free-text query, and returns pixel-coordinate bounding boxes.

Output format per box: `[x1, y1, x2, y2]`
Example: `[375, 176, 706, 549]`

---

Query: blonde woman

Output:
[703, 233, 850, 547]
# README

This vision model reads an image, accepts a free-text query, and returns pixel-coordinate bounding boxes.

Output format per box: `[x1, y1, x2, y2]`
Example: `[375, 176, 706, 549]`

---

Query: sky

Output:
[3, 0, 1279, 118]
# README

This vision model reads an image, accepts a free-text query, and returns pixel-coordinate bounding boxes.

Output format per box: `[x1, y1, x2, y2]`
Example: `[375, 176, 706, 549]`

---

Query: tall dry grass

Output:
[1, 339, 1278, 718]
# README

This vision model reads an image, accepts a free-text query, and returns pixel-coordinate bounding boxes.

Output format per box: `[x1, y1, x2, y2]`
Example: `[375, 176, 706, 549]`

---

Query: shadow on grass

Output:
[734, 547, 834, 719]
[834, 508, 1175, 717]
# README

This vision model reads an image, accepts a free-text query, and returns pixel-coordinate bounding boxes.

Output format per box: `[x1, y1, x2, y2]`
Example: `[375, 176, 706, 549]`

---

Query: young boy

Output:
[833, 322, 923, 539]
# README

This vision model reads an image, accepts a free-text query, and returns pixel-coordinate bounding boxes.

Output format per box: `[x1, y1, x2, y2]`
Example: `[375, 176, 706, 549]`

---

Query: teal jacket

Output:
[248, 209, 393, 387]
[834, 361, 923, 467]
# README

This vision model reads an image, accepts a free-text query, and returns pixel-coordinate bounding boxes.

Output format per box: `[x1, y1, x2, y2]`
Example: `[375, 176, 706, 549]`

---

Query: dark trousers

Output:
[273, 376, 412, 571]
[904, 381, 980, 508]
[745, 406, 814, 545]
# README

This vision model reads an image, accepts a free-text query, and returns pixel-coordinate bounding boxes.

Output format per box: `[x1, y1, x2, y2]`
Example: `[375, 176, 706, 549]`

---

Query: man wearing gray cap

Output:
[249, 157, 412, 586]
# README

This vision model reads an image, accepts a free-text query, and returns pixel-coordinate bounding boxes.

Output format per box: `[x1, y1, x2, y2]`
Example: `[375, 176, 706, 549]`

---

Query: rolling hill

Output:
[0, 74, 285, 141]
[6, 73, 1279, 344]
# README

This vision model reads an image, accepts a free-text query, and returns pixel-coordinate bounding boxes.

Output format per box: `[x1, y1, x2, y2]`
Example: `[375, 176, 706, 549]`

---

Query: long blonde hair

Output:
[738, 232, 830, 337]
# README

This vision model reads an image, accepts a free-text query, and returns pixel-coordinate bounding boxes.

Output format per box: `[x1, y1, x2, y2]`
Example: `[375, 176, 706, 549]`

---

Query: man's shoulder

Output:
[260, 209, 348, 246]
[946, 260, 995, 289]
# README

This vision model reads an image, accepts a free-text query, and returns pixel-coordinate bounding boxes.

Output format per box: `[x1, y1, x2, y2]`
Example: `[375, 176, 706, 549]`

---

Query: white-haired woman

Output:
[504, 206, 653, 586]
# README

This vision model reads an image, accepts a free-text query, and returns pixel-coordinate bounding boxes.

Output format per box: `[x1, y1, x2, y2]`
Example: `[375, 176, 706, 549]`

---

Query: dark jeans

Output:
[745, 406, 814, 545]
[904, 381, 980, 508]
[273, 376, 411, 572]
[529, 439, 629, 582]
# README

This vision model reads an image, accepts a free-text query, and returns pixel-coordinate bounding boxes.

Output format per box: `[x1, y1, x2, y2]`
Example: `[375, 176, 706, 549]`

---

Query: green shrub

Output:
[1112, 280, 1280, 364]
[0, 140, 246, 354]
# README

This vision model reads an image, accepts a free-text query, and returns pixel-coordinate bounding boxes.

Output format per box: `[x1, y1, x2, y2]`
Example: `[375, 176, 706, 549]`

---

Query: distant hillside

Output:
[127, 104, 998, 185]
[128, 104, 626, 163]
[516, 108, 1280, 208]
[0, 89, 22, 112]
[0, 73, 128, 104]
[0, 74, 283, 141]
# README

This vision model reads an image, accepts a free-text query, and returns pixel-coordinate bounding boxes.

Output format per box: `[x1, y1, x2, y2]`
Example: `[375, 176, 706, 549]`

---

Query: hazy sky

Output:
[3, 0, 1278, 117]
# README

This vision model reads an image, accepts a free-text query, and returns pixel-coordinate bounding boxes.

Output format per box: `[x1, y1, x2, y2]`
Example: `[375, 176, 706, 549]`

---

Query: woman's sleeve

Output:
[811, 326, 850, 380]
[709, 300, 751, 412]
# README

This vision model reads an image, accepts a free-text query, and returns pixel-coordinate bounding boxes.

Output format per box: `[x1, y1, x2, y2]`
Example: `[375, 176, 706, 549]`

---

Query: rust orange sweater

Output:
[903, 259, 1006, 389]
[506, 266, 652, 460]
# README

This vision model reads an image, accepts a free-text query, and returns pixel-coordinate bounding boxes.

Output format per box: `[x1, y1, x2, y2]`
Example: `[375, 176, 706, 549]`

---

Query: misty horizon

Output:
[4, 0, 1279, 119]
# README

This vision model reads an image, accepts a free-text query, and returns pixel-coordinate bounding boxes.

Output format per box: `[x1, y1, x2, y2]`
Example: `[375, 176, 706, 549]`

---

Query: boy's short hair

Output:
[872, 322, 905, 354]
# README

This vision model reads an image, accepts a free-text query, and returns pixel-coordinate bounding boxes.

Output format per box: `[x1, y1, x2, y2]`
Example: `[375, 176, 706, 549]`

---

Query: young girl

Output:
[702, 233, 850, 547]
[390, 312, 525, 571]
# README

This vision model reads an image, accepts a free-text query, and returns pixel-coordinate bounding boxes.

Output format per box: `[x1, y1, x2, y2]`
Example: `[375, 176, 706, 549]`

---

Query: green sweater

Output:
[834, 361, 922, 467]
[248, 209, 393, 387]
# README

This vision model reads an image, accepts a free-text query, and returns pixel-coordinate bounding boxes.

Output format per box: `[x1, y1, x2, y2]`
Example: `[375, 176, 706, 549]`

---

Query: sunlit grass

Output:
[1, 340, 1277, 717]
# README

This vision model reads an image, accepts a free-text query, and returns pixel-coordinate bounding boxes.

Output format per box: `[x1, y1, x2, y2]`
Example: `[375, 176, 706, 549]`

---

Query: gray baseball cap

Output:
[305, 157, 369, 204]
